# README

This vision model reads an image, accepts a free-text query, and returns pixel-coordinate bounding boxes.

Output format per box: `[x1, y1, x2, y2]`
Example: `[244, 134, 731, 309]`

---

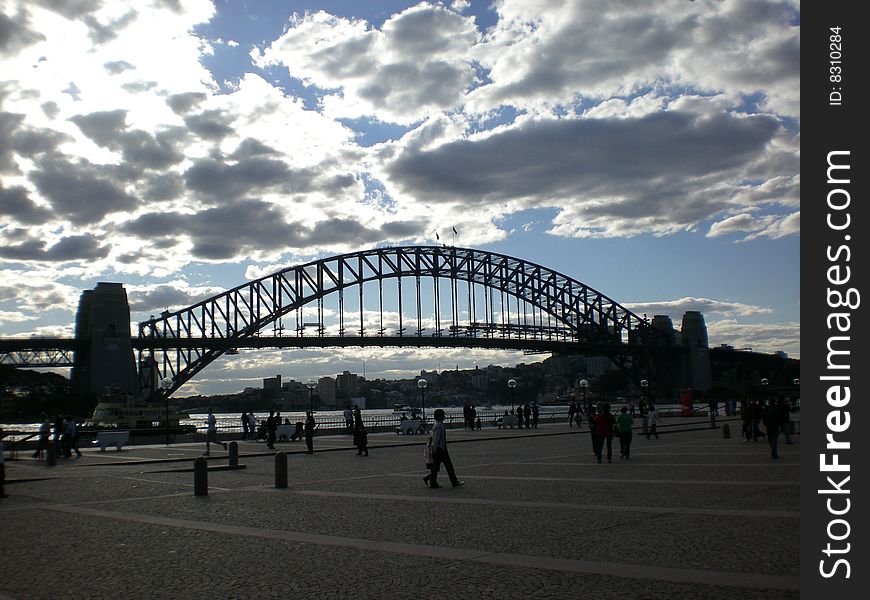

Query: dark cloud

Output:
[357, 60, 474, 110]
[122, 200, 304, 259]
[165, 92, 207, 115]
[118, 128, 185, 170]
[0, 9, 46, 55]
[121, 80, 157, 93]
[69, 109, 128, 147]
[1, 111, 71, 173]
[103, 60, 136, 74]
[141, 173, 184, 201]
[30, 0, 103, 20]
[69, 110, 185, 171]
[121, 201, 423, 261]
[387, 111, 780, 215]
[29, 157, 139, 225]
[381, 4, 478, 57]
[229, 138, 279, 160]
[41, 101, 60, 119]
[0, 233, 108, 261]
[82, 10, 137, 45]
[0, 184, 53, 225]
[183, 109, 236, 140]
[128, 285, 211, 312]
[184, 156, 305, 200]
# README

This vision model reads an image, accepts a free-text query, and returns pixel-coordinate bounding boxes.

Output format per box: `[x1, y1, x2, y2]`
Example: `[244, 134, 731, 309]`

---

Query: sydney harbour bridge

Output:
[0, 246, 696, 401]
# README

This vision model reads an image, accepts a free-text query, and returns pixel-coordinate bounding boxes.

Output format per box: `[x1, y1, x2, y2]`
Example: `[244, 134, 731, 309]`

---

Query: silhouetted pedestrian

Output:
[531, 402, 539, 429]
[353, 406, 368, 456]
[616, 406, 633, 459]
[646, 405, 660, 439]
[763, 399, 784, 459]
[265, 411, 276, 449]
[427, 409, 464, 488]
[568, 402, 576, 427]
[241, 411, 249, 440]
[516, 405, 524, 429]
[780, 399, 794, 444]
[595, 405, 616, 463]
[524, 402, 531, 429]
[205, 408, 227, 455]
[740, 400, 752, 441]
[304, 411, 316, 454]
[1, 427, 7, 499]
[33, 415, 50, 459]
[65, 416, 81, 458]
[588, 408, 599, 454]
[248, 412, 256, 439]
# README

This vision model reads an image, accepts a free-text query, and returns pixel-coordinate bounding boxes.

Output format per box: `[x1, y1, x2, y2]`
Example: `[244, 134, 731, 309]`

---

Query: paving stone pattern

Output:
[0, 418, 799, 599]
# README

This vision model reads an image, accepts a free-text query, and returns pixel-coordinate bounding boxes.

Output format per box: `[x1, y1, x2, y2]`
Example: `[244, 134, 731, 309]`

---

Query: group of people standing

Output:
[583, 403, 660, 463]
[502, 402, 540, 429]
[31, 414, 81, 459]
[741, 398, 793, 459]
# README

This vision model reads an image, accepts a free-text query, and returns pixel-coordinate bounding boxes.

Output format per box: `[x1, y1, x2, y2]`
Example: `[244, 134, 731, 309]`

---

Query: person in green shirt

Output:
[615, 406, 634, 459]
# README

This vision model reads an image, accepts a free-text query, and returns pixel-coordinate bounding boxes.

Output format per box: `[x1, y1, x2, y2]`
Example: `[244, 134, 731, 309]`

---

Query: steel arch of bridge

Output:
[139, 246, 659, 397]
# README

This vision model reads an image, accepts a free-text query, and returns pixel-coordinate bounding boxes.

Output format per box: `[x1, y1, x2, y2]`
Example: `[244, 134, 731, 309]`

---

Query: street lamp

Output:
[507, 378, 517, 412]
[306, 379, 316, 413]
[417, 378, 428, 424]
[579, 379, 589, 414]
[160, 377, 173, 446]
[640, 379, 649, 415]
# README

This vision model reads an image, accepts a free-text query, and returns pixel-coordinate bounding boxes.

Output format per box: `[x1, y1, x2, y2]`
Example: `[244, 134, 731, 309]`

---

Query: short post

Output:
[228, 441, 238, 467]
[46, 444, 56, 467]
[722, 424, 731, 439]
[275, 452, 288, 488]
[194, 456, 208, 496]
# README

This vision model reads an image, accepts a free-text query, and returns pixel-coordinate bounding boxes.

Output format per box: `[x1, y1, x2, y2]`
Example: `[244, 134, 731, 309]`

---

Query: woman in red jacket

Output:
[595, 404, 617, 464]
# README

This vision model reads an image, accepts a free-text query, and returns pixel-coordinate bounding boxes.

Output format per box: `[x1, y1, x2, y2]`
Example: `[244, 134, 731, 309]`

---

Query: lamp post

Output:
[579, 379, 589, 414]
[306, 379, 316, 414]
[640, 379, 649, 415]
[761, 378, 769, 399]
[417, 378, 428, 424]
[507, 378, 517, 412]
[160, 377, 173, 446]
[793, 378, 800, 412]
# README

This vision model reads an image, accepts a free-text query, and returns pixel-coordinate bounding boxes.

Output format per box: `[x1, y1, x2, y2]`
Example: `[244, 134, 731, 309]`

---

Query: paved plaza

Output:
[1, 417, 799, 599]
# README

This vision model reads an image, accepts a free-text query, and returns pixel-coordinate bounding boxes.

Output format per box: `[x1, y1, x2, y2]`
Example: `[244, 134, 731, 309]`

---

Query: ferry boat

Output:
[83, 388, 195, 433]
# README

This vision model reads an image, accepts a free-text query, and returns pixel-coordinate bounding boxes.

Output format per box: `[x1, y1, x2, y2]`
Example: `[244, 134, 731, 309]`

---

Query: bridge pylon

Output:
[70, 282, 140, 398]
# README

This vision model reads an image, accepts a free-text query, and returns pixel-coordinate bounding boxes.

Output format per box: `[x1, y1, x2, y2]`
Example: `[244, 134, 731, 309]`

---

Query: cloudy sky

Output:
[0, 0, 799, 395]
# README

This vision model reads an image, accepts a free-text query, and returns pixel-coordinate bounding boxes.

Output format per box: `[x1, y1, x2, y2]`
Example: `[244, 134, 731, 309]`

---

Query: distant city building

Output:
[263, 375, 281, 391]
[336, 370, 359, 397]
[680, 311, 712, 392]
[317, 376, 336, 408]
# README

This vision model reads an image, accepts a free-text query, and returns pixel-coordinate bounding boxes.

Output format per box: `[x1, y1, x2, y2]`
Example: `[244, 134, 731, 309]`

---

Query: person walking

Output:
[646, 405, 660, 440]
[568, 402, 576, 428]
[265, 411, 277, 449]
[531, 402, 539, 429]
[32, 415, 50, 459]
[304, 411, 316, 454]
[344, 406, 354, 433]
[595, 404, 616, 464]
[353, 406, 368, 456]
[740, 400, 752, 441]
[779, 399, 794, 444]
[762, 399, 782, 459]
[1, 427, 7, 499]
[65, 416, 82, 458]
[248, 412, 257, 440]
[615, 406, 634, 459]
[588, 407, 599, 455]
[204, 408, 227, 455]
[427, 409, 464, 488]
[240, 411, 249, 440]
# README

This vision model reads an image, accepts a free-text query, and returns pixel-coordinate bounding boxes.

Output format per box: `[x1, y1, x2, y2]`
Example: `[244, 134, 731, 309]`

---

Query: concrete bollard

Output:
[46, 444, 56, 467]
[722, 424, 731, 439]
[194, 456, 208, 496]
[228, 441, 238, 467]
[275, 452, 288, 488]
